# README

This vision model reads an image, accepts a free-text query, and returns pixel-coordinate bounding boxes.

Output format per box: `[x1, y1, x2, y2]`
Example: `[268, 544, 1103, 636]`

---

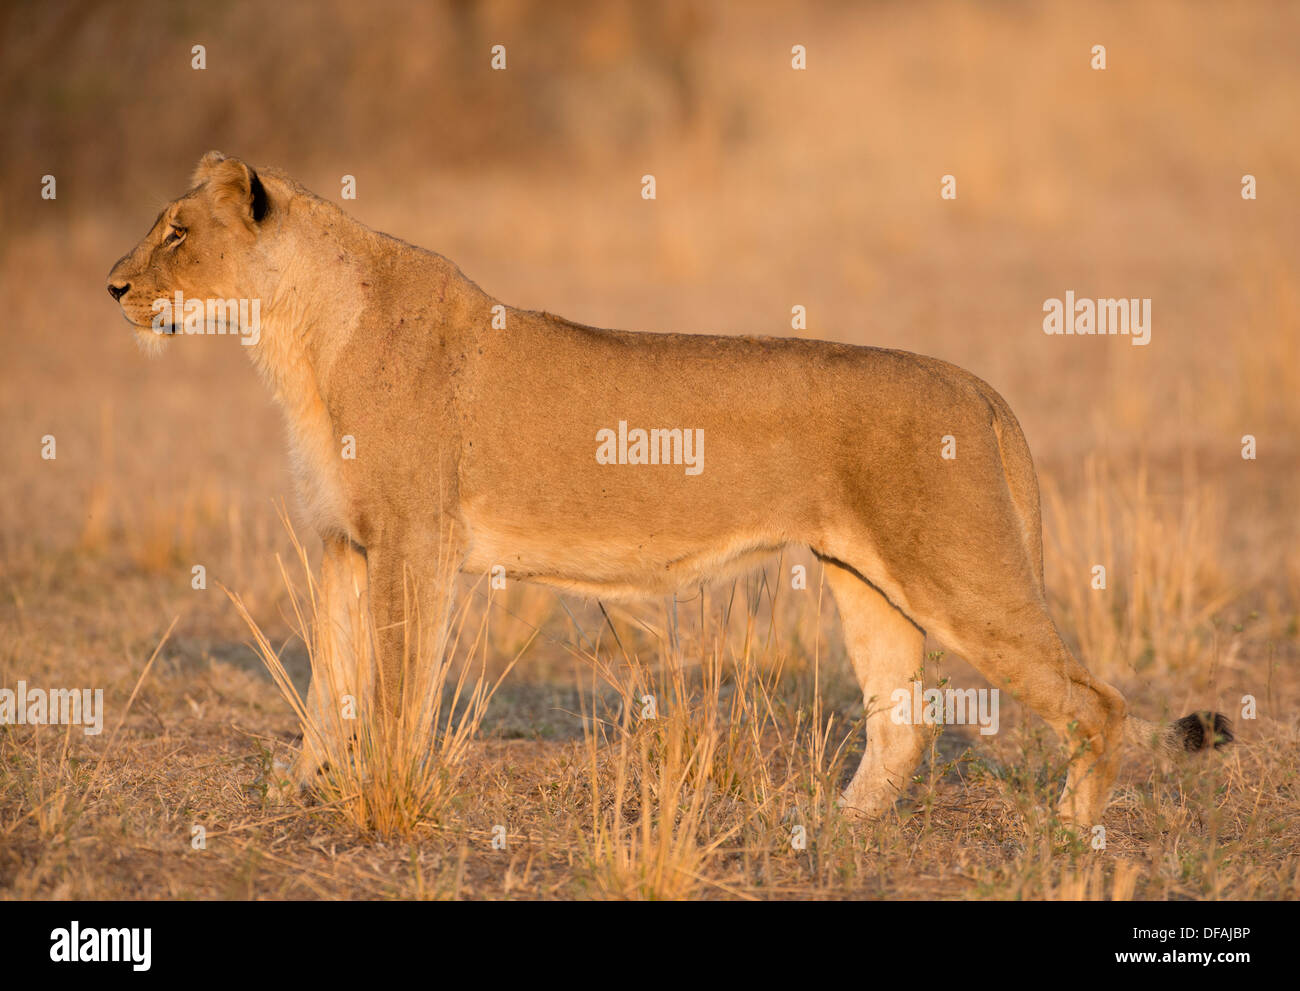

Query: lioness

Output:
[107, 152, 1230, 827]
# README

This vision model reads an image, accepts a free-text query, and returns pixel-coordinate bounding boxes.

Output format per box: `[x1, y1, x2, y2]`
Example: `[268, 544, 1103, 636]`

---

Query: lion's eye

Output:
[164, 226, 187, 246]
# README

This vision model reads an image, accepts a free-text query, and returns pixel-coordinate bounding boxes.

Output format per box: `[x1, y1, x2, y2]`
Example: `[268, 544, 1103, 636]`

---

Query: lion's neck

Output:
[245, 209, 370, 540]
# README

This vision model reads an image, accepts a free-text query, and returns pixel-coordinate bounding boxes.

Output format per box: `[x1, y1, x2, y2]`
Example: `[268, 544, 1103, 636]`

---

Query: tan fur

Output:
[108, 153, 1221, 828]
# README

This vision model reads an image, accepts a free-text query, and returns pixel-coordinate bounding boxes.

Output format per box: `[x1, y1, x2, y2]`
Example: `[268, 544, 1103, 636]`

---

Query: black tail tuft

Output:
[1173, 712, 1234, 752]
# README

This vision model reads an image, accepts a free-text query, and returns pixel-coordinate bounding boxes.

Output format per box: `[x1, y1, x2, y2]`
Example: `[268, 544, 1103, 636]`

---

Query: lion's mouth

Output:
[122, 311, 178, 334]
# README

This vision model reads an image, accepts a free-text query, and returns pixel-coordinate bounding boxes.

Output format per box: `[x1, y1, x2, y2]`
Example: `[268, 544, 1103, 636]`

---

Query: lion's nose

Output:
[107, 281, 130, 301]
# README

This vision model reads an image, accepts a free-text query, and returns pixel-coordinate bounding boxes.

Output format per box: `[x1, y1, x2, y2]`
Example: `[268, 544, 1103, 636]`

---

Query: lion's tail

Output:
[972, 374, 1236, 763]
[981, 384, 1046, 594]
[1124, 712, 1234, 758]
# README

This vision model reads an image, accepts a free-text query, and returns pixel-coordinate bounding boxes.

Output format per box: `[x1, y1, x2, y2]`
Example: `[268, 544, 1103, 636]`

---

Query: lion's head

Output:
[107, 151, 270, 351]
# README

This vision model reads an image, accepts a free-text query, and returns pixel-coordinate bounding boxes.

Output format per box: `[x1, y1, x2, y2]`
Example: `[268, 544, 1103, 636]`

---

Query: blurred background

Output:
[1, 0, 1297, 697]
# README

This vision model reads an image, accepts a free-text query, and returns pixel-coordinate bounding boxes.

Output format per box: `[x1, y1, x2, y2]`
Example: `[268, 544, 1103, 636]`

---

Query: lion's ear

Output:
[192, 150, 229, 186]
[193, 151, 269, 225]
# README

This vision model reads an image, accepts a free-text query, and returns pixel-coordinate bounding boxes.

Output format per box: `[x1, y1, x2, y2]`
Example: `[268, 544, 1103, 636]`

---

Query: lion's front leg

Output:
[365, 531, 466, 730]
[268, 535, 371, 801]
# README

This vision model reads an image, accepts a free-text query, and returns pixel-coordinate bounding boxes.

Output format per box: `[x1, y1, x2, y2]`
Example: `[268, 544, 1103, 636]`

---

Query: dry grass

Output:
[2, 0, 1297, 900]
[1042, 457, 1238, 682]
[0, 529, 1292, 898]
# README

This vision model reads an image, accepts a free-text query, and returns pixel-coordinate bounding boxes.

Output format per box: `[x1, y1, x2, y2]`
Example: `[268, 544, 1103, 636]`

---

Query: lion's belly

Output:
[460, 506, 796, 599]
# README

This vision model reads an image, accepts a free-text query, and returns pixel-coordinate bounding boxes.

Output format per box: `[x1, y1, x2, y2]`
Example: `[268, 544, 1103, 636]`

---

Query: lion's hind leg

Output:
[823, 560, 928, 820]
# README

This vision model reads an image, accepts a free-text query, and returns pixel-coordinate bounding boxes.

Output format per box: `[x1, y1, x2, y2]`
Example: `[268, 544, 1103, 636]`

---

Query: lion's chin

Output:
[131, 326, 172, 357]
